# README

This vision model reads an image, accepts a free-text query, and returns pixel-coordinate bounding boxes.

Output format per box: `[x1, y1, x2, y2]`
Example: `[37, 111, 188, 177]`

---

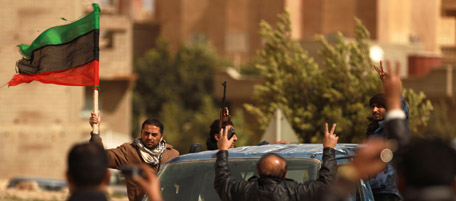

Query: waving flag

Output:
[8, 3, 100, 87]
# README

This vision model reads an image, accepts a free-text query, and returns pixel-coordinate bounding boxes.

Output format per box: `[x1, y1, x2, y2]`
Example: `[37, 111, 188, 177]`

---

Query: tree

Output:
[418, 99, 456, 139]
[402, 89, 434, 135]
[244, 12, 325, 143]
[133, 39, 224, 153]
[245, 12, 433, 143]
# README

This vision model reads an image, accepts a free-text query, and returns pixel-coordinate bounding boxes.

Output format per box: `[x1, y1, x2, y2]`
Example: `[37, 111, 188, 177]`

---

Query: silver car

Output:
[145, 144, 374, 201]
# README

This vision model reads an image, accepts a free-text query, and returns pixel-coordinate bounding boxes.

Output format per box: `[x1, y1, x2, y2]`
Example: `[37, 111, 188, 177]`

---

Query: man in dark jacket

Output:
[367, 61, 409, 201]
[66, 142, 110, 201]
[382, 64, 456, 201]
[214, 123, 339, 201]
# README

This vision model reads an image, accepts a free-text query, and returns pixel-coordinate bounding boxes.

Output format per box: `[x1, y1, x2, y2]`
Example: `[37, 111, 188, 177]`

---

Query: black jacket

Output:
[214, 148, 337, 201]
[385, 118, 456, 201]
[66, 189, 108, 201]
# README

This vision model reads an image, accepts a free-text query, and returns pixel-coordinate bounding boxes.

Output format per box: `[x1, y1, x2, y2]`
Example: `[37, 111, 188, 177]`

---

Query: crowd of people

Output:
[63, 61, 456, 201]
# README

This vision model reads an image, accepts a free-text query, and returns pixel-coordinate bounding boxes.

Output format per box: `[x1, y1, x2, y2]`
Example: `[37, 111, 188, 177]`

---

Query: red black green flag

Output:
[8, 3, 100, 87]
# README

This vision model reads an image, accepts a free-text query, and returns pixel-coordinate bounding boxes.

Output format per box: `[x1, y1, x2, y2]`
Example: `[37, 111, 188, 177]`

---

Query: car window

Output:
[158, 158, 319, 201]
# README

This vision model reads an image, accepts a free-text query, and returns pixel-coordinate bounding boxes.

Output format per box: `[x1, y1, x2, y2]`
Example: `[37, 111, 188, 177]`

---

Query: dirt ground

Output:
[0, 179, 128, 201]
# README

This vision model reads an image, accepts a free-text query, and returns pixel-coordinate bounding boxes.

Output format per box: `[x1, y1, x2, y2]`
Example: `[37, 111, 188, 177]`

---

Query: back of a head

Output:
[397, 137, 456, 188]
[67, 142, 108, 188]
[257, 153, 287, 178]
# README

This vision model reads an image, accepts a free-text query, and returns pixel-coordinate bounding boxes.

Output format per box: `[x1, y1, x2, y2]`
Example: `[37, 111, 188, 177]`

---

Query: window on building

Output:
[188, 33, 208, 44]
[225, 33, 248, 52]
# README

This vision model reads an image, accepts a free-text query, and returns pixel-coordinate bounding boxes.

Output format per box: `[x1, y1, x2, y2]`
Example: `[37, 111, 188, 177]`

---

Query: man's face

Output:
[141, 124, 162, 149]
[229, 133, 238, 148]
[214, 125, 238, 148]
[370, 103, 386, 121]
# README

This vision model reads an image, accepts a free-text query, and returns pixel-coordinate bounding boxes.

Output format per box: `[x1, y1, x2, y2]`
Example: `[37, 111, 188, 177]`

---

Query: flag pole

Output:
[93, 87, 99, 134]
[92, 3, 100, 135]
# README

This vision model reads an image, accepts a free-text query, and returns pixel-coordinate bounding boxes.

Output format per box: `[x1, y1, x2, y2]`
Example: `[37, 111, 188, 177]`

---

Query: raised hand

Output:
[382, 63, 402, 110]
[132, 164, 163, 201]
[373, 61, 388, 81]
[217, 125, 236, 151]
[352, 139, 389, 179]
[89, 111, 101, 129]
[324, 123, 339, 148]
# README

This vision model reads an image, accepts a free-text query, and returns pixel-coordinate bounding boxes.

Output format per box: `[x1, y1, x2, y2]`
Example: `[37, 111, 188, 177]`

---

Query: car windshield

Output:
[159, 158, 319, 201]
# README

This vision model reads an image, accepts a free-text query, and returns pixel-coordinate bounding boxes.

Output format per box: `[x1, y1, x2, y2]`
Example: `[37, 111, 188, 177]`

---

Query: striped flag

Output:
[8, 3, 100, 87]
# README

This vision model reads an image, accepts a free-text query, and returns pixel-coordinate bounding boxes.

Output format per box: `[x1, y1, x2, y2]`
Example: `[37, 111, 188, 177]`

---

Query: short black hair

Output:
[142, 118, 164, 135]
[209, 119, 234, 137]
[396, 137, 456, 188]
[206, 119, 234, 150]
[67, 142, 108, 188]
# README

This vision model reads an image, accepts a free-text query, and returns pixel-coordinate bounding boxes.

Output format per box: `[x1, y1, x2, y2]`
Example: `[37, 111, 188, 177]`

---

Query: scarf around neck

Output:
[134, 137, 167, 166]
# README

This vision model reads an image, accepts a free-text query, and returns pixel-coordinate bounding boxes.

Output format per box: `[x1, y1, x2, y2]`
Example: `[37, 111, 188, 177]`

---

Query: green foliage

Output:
[230, 110, 257, 146]
[133, 39, 223, 153]
[419, 99, 456, 139]
[402, 89, 434, 134]
[245, 13, 434, 143]
[244, 12, 323, 143]
[312, 18, 381, 142]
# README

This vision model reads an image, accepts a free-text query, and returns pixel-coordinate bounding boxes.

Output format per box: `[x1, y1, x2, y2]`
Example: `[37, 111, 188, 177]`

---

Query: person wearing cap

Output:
[366, 61, 409, 201]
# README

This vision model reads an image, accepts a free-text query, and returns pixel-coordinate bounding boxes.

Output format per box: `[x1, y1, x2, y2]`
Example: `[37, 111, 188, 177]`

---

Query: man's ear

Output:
[214, 133, 220, 141]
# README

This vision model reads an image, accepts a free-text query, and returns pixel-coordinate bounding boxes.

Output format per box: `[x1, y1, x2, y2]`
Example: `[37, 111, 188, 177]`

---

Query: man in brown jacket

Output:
[89, 113, 179, 201]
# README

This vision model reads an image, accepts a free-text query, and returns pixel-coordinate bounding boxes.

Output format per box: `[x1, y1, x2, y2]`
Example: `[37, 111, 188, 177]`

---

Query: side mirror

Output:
[188, 143, 202, 153]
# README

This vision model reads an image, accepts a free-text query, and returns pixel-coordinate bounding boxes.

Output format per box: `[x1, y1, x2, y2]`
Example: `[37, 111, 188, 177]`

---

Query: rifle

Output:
[220, 81, 235, 139]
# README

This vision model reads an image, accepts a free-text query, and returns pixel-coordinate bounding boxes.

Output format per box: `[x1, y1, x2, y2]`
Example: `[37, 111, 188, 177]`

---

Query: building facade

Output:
[0, 0, 134, 180]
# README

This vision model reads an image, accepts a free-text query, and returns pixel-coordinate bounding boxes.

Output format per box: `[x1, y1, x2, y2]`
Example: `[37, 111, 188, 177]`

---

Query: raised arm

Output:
[214, 125, 247, 201]
[133, 163, 163, 201]
[382, 64, 410, 147]
[88, 111, 131, 169]
[89, 112, 103, 145]
[373, 60, 388, 82]
[297, 123, 338, 199]
[375, 61, 409, 119]
[317, 123, 338, 184]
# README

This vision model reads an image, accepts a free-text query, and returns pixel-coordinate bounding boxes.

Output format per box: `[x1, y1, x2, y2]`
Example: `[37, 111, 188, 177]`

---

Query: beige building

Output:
[1, 0, 455, 181]
[154, 0, 456, 113]
[0, 0, 134, 180]
[156, 0, 285, 66]
[155, 0, 455, 70]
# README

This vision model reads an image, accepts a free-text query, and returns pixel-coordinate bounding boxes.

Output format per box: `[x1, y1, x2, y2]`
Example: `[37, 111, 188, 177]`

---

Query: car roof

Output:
[165, 143, 359, 165]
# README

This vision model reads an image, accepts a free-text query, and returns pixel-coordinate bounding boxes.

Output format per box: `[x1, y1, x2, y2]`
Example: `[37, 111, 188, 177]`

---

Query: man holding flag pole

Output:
[7, 3, 178, 200]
